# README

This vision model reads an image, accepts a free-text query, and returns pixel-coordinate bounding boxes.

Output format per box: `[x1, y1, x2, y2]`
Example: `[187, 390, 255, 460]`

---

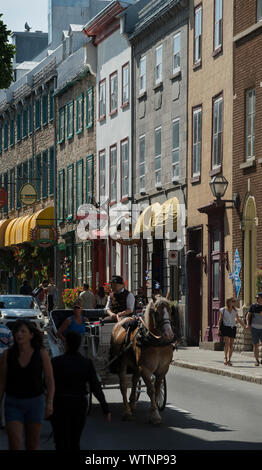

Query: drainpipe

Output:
[53, 75, 58, 287]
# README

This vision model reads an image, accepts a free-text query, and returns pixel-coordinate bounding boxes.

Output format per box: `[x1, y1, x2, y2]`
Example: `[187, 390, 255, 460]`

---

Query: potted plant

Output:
[62, 287, 83, 308]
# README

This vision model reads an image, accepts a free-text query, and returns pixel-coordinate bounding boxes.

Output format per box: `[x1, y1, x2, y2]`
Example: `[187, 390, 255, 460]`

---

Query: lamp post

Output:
[209, 175, 240, 210]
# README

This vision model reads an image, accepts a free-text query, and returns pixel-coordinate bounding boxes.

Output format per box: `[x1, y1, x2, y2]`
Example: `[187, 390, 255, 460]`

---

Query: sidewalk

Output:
[172, 347, 262, 385]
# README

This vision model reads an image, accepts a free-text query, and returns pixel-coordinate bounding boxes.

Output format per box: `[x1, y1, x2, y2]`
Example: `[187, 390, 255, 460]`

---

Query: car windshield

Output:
[0, 296, 39, 310]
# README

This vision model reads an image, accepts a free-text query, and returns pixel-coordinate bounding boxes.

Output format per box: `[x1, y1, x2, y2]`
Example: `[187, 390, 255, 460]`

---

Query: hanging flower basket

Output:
[62, 287, 83, 308]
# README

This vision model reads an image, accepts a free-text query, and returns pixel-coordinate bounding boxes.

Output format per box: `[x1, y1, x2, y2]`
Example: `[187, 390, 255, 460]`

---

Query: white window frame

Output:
[258, 0, 262, 21]
[139, 56, 146, 94]
[139, 135, 146, 193]
[99, 150, 106, 200]
[154, 126, 162, 187]
[192, 108, 202, 176]
[194, 5, 202, 64]
[110, 145, 117, 203]
[122, 63, 129, 107]
[173, 32, 181, 74]
[246, 88, 256, 160]
[110, 72, 118, 114]
[212, 96, 223, 169]
[214, 0, 223, 51]
[99, 80, 106, 120]
[121, 139, 129, 199]
[155, 45, 163, 84]
[172, 119, 180, 181]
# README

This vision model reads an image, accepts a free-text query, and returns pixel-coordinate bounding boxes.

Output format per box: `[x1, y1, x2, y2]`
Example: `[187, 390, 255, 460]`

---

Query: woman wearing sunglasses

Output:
[218, 297, 245, 366]
[57, 300, 86, 342]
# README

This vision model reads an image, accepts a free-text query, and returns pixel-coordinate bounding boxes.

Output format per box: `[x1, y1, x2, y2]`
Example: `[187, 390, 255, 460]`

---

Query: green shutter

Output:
[35, 154, 41, 199]
[86, 154, 94, 203]
[4, 121, 8, 150]
[10, 168, 15, 210]
[10, 118, 14, 146]
[67, 101, 74, 139]
[16, 164, 22, 209]
[17, 112, 22, 142]
[29, 104, 33, 135]
[86, 87, 94, 128]
[49, 87, 54, 121]
[58, 107, 65, 143]
[29, 158, 33, 184]
[76, 94, 84, 134]
[58, 169, 65, 223]
[76, 159, 83, 213]
[42, 150, 48, 198]
[22, 107, 28, 138]
[35, 98, 41, 130]
[42, 94, 48, 125]
[49, 147, 54, 196]
[67, 164, 74, 219]
[3, 172, 8, 215]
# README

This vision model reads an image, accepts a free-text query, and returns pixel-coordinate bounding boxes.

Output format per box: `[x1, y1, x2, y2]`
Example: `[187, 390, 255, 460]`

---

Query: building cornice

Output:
[82, 1, 127, 42]
[233, 20, 262, 43]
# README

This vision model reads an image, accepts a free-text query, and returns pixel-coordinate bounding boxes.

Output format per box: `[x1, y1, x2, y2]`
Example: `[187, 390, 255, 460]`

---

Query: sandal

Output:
[227, 361, 232, 366]
[255, 360, 260, 366]
[224, 359, 228, 365]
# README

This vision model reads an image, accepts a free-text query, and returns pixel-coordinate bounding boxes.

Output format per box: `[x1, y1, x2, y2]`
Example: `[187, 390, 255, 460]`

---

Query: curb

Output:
[171, 360, 262, 385]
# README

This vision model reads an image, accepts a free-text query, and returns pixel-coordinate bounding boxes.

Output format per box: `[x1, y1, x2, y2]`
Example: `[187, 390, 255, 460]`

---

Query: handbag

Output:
[218, 309, 227, 336]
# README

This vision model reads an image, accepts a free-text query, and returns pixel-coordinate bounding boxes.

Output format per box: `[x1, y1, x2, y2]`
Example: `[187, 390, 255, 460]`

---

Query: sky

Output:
[1, 0, 48, 34]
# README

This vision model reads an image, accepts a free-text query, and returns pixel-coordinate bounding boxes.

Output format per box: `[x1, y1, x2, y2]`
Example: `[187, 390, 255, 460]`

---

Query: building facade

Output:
[232, 0, 262, 347]
[128, 0, 188, 334]
[187, 0, 234, 345]
[83, 0, 137, 290]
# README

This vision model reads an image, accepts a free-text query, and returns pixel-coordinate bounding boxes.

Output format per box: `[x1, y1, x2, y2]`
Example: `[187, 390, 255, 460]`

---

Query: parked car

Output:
[0, 295, 45, 331]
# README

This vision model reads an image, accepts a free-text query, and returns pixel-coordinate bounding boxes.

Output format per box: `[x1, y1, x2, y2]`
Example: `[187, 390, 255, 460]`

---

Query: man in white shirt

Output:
[104, 275, 135, 323]
[79, 284, 96, 310]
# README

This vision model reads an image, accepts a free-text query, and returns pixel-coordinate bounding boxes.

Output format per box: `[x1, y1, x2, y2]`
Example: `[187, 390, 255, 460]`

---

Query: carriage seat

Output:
[50, 309, 106, 333]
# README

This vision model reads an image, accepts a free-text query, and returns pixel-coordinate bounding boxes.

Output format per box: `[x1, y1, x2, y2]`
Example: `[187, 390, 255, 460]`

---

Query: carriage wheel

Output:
[153, 376, 167, 412]
[86, 383, 92, 415]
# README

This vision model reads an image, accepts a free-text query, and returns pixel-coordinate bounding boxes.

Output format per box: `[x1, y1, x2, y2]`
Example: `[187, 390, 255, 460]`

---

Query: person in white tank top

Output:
[218, 297, 245, 366]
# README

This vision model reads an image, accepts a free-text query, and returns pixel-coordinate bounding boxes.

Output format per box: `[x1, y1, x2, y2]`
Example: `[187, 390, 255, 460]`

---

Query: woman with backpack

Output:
[218, 297, 245, 366]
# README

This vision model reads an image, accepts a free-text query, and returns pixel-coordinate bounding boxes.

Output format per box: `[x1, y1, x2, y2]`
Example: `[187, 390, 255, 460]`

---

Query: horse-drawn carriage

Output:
[46, 298, 172, 423]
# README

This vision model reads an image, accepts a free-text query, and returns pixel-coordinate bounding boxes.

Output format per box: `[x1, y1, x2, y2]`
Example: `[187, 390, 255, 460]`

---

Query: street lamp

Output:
[209, 175, 240, 210]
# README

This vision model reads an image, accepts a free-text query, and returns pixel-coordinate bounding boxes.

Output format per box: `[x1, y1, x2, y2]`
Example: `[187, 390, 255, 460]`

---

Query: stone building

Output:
[127, 0, 189, 333]
[186, 0, 234, 346]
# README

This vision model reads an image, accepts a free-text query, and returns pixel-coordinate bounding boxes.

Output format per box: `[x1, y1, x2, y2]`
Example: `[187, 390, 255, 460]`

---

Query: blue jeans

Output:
[5, 394, 45, 424]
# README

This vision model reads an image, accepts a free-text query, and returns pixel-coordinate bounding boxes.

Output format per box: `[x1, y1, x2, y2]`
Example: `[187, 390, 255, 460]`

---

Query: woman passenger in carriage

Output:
[57, 299, 86, 342]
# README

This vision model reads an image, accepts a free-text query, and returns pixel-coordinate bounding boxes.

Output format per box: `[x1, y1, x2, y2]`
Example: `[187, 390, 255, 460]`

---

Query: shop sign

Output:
[31, 225, 58, 248]
[19, 183, 37, 206]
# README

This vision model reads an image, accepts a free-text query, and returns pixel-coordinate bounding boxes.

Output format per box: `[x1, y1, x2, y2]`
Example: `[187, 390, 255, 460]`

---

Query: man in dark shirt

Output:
[246, 292, 262, 366]
[51, 331, 110, 450]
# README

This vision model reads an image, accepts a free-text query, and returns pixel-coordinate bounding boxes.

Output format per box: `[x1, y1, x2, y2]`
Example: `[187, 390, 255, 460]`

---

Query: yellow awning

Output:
[0, 219, 13, 247]
[154, 197, 179, 235]
[5, 207, 54, 246]
[133, 203, 162, 238]
[5, 219, 18, 247]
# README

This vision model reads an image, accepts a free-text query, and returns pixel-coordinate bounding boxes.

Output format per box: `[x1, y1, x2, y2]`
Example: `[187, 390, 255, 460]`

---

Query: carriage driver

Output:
[103, 276, 135, 323]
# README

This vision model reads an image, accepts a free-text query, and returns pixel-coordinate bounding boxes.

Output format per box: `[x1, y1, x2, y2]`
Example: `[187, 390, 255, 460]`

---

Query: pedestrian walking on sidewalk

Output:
[246, 292, 262, 366]
[50, 331, 111, 450]
[218, 297, 245, 366]
[0, 324, 14, 428]
[0, 320, 54, 450]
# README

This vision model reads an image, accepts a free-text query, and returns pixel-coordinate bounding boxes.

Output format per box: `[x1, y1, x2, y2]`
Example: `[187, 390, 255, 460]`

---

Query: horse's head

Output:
[145, 295, 174, 343]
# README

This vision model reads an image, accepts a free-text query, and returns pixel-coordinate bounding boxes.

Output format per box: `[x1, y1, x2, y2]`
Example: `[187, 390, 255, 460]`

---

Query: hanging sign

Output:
[31, 225, 58, 248]
[19, 183, 37, 206]
[229, 248, 242, 298]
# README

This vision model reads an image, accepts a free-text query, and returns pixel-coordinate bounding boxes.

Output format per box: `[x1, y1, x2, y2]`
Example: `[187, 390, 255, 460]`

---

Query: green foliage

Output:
[0, 14, 16, 90]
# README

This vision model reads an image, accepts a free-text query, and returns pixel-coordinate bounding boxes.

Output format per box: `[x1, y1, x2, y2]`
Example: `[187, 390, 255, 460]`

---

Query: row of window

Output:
[194, 0, 262, 67]
[0, 89, 54, 153]
[98, 62, 129, 120]
[99, 139, 129, 202]
[58, 87, 94, 144]
[191, 87, 256, 179]
[58, 155, 94, 223]
[0, 147, 54, 214]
